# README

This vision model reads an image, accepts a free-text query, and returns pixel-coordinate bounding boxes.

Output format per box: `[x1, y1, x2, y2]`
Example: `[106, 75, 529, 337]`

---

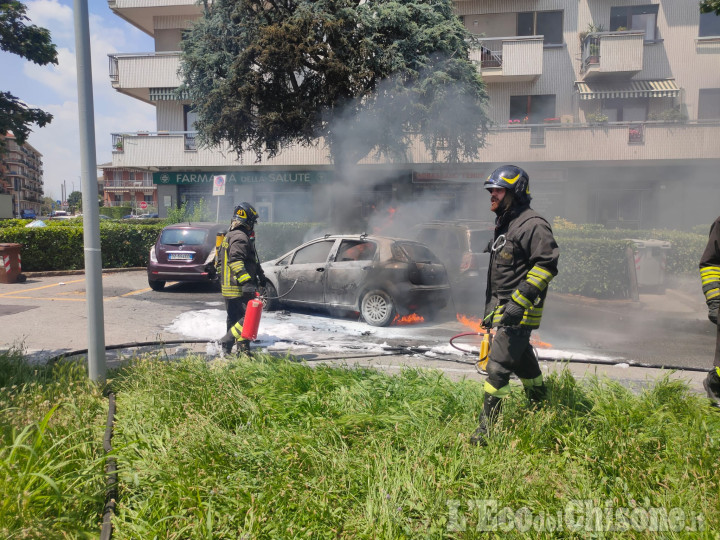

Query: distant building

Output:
[106, 0, 720, 229]
[0, 132, 44, 218]
[99, 164, 157, 214]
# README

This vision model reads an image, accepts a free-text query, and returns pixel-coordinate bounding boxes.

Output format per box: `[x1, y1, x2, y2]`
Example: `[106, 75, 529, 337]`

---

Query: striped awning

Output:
[149, 87, 189, 101]
[575, 79, 680, 100]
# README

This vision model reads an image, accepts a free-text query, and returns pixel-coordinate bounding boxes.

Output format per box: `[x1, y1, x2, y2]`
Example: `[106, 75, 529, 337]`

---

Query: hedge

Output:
[0, 219, 708, 299]
[0, 223, 163, 271]
[0, 221, 324, 272]
[552, 236, 634, 298]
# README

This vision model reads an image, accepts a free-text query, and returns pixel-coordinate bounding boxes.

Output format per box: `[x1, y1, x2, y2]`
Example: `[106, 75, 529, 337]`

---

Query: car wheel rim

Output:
[363, 294, 390, 323]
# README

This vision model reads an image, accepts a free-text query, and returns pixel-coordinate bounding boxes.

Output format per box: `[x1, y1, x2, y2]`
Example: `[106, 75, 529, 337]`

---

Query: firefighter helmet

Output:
[484, 165, 532, 206]
[231, 202, 259, 229]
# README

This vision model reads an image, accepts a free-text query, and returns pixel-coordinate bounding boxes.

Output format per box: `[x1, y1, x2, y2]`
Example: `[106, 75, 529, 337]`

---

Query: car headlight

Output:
[150, 245, 157, 263]
[204, 250, 216, 265]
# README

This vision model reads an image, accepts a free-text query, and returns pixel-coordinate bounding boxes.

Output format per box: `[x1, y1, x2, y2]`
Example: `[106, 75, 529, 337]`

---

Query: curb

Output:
[22, 267, 145, 278]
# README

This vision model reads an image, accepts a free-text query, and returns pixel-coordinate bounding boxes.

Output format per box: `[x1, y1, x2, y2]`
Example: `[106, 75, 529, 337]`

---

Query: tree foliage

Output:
[67, 190, 82, 212]
[0, 0, 58, 151]
[700, 0, 720, 15]
[180, 0, 489, 166]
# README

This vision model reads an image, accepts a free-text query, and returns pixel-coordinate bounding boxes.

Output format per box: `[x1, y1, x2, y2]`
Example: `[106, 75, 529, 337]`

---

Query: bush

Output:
[99, 206, 132, 219]
[554, 236, 634, 297]
[0, 223, 163, 271]
[0, 221, 325, 272]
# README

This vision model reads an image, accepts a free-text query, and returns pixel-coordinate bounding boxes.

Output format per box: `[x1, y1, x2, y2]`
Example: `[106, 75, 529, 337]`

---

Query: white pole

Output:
[216, 196, 220, 223]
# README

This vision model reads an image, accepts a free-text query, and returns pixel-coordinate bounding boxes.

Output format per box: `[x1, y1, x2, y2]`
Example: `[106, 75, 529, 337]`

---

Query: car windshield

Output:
[469, 230, 494, 251]
[395, 242, 439, 263]
[160, 228, 208, 246]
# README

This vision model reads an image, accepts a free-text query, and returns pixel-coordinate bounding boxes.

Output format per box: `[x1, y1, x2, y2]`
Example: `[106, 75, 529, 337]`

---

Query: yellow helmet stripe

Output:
[500, 173, 521, 185]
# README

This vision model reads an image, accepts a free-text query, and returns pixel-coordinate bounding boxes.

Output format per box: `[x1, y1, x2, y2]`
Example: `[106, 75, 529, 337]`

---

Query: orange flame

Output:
[393, 313, 425, 325]
[456, 313, 552, 349]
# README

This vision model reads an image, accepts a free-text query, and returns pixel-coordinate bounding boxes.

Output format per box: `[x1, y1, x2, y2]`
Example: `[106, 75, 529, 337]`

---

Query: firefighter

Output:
[218, 202, 267, 355]
[699, 215, 720, 407]
[470, 165, 560, 446]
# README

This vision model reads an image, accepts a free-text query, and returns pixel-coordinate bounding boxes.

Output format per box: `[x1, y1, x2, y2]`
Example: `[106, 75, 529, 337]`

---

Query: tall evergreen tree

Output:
[0, 0, 58, 151]
[180, 0, 489, 167]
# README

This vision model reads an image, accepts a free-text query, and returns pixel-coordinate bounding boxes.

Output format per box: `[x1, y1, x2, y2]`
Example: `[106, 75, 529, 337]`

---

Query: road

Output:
[0, 270, 715, 394]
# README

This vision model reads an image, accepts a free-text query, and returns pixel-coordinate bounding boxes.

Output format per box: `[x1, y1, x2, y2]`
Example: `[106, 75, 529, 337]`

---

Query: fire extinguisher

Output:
[241, 294, 263, 340]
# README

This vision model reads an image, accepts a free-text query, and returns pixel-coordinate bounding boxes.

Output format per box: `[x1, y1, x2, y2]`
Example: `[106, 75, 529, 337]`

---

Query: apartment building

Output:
[106, 0, 720, 229]
[0, 132, 44, 218]
[100, 165, 158, 213]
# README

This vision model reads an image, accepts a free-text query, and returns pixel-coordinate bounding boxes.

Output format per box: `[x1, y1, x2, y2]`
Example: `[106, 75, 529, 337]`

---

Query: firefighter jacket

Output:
[484, 206, 559, 329]
[699, 216, 720, 309]
[218, 227, 262, 299]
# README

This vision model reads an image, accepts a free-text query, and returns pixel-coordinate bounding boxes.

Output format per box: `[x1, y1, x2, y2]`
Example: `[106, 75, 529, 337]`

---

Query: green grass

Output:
[0, 348, 107, 538]
[1, 349, 719, 538]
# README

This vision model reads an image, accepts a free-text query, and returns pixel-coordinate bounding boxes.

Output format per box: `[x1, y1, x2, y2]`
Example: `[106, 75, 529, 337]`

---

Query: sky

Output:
[0, 0, 157, 201]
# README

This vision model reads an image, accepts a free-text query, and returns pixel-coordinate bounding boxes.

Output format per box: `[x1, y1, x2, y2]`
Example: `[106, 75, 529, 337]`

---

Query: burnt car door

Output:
[277, 239, 336, 305]
[325, 239, 378, 308]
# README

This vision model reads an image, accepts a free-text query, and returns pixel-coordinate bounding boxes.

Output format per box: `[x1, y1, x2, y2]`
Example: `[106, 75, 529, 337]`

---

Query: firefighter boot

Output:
[219, 332, 235, 355]
[237, 338, 252, 357]
[703, 368, 720, 408]
[469, 394, 502, 446]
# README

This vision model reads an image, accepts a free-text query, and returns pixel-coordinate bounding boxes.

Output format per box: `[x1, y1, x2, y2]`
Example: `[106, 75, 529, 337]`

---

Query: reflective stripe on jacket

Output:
[485, 207, 559, 329]
[700, 216, 720, 306]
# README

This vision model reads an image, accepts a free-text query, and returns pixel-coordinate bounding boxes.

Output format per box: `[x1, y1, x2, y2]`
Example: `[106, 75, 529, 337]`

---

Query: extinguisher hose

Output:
[261, 278, 299, 300]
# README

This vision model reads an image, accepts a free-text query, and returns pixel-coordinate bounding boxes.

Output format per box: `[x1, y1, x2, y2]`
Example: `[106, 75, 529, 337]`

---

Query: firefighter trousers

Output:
[223, 292, 255, 343]
[485, 326, 542, 395]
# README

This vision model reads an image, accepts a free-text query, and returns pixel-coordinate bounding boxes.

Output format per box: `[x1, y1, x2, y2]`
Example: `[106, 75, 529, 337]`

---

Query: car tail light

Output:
[460, 252, 480, 272]
[150, 245, 157, 263]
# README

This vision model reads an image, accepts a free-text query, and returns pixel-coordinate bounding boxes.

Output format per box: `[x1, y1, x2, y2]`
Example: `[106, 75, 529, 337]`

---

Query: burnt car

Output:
[261, 234, 450, 326]
[147, 222, 227, 291]
[411, 220, 495, 314]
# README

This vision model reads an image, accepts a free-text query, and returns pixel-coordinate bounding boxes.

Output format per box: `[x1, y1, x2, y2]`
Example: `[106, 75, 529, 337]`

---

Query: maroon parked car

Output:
[147, 222, 227, 291]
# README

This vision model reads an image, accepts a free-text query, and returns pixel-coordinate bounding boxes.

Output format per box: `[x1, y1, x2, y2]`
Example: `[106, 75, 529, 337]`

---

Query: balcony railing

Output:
[110, 121, 720, 168]
[581, 31, 645, 79]
[108, 52, 182, 90]
[469, 35, 543, 83]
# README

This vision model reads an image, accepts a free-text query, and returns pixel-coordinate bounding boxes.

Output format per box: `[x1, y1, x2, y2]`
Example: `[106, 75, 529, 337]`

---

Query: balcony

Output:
[469, 35, 543, 83]
[581, 31, 644, 80]
[110, 131, 335, 168]
[111, 122, 720, 171]
[107, 0, 200, 36]
[108, 52, 182, 103]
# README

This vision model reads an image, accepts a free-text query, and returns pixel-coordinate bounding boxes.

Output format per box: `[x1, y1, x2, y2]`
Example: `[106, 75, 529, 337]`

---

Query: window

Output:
[699, 89, 720, 120]
[517, 11, 563, 45]
[610, 5, 658, 41]
[183, 105, 198, 132]
[336, 241, 377, 262]
[509, 95, 557, 124]
[699, 12, 720, 37]
[291, 241, 334, 265]
[603, 99, 648, 122]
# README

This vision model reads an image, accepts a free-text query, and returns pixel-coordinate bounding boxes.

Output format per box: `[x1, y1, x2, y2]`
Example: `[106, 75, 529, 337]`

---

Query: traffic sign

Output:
[140, 201, 148, 210]
[213, 175, 226, 196]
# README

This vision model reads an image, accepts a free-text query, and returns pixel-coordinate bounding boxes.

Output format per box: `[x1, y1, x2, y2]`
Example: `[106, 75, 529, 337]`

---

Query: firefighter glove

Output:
[257, 274, 268, 287]
[708, 298, 720, 325]
[500, 300, 525, 326]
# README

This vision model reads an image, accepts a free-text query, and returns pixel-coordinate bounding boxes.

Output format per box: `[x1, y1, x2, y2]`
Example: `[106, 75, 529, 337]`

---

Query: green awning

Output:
[575, 79, 680, 100]
[149, 87, 189, 101]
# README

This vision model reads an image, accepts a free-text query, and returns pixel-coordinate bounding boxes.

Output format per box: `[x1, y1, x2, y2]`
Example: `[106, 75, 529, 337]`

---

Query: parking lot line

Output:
[0, 277, 87, 297]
